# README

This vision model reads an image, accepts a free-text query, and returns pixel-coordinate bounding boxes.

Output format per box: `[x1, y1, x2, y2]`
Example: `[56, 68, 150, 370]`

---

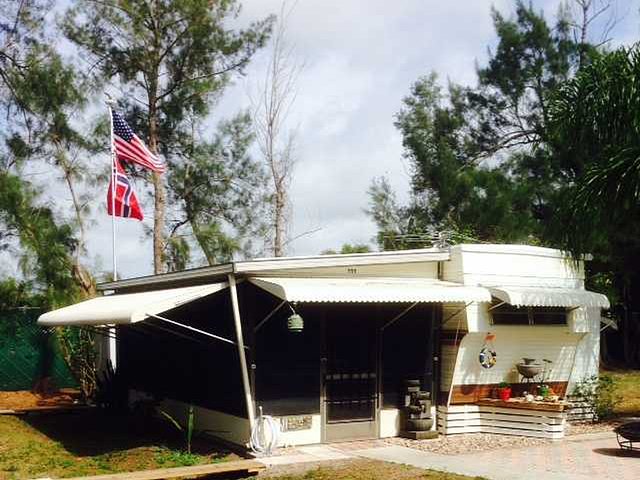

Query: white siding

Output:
[441, 250, 463, 283]
[448, 244, 585, 289]
[568, 308, 601, 392]
[452, 327, 582, 386]
[379, 409, 401, 438]
[260, 261, 439, 279]
[440, 343, 460, 394]
[275, 414, 321, 446]
[158, 398, 250, 446]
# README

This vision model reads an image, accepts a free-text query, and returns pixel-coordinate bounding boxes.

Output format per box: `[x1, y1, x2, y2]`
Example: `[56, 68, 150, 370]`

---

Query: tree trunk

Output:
[273, 186, 286, 257]
[56, 146, 95, 297]
[151, 171, 165, 273]
[148, 91, 165, 274]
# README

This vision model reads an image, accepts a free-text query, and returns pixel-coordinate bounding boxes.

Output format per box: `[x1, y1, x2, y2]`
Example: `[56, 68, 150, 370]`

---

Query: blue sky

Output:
[70, 0, 640, 279]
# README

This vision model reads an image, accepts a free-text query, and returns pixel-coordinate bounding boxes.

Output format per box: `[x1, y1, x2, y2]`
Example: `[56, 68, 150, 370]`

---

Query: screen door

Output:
[323, 314, 378, 441]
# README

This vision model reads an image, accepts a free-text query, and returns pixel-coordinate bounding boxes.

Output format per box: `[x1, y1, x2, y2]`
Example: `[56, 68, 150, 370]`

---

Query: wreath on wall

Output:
[478, 333, 497, 369]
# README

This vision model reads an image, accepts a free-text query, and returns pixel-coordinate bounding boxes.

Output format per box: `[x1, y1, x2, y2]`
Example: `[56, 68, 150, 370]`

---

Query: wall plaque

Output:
[279, 415, 313, 432]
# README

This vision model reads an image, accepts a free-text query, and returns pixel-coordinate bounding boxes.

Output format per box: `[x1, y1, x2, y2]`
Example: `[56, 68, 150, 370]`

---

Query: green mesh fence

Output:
[0, 309, 77, 391]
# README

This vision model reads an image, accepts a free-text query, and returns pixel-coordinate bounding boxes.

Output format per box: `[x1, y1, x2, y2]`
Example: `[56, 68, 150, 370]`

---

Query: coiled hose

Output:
[249, 409, 280, 456]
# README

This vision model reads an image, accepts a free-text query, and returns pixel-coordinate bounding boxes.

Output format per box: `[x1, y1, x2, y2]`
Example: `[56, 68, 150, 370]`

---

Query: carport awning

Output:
[488, 286, 610, 309]
[249, 277, 492, 303]
[37, 284, 227, 326]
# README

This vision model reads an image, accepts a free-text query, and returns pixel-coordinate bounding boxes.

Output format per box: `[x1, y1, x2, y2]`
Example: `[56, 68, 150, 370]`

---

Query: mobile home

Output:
[38, 244, 608, 445]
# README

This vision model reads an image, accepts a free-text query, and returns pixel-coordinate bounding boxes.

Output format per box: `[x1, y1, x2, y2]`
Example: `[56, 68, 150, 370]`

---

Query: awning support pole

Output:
[254, 300, 287, 333]
[487, 301, 506, 312]
[145, 313, 247, 349]
[228, 274, 256, 431]
[381, 302, 418, 331]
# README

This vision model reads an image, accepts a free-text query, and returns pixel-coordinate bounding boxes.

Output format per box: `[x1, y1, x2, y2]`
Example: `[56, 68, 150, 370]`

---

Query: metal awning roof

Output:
[249, 277, 492, 303]
[37, 284, 227, 327]
[488, 286, 610, 308]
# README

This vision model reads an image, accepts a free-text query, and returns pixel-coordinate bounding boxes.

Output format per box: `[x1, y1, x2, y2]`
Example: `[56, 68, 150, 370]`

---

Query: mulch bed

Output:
[0, 389, 82, 411]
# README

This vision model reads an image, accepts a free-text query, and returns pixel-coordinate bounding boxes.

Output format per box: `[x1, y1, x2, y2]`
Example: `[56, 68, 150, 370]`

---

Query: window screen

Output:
[491, 304, 567, 325]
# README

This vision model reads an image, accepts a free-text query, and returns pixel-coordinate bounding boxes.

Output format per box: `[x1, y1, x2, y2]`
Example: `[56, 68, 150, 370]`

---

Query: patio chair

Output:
[614, 421, 640, 451]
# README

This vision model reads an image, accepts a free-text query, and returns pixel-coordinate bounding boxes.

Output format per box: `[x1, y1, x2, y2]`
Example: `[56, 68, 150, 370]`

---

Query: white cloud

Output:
[74, 0, 639, 277]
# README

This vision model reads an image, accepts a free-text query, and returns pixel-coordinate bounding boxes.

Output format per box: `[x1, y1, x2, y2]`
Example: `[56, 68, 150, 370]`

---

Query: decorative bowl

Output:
[516, 362, 543, 378]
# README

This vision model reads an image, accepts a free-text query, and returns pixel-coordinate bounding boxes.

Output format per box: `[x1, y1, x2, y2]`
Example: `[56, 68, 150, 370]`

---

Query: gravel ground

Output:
[385, 433, 550, 455]
[565, 419, 622, 436]
[263, 421, 625, 459]
[385, 420, 626, 455]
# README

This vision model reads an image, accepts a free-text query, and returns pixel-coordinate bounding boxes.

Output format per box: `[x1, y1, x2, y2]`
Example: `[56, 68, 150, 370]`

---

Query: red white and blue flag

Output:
[111, 110, 166, 173]
[107, 158, 144, 221]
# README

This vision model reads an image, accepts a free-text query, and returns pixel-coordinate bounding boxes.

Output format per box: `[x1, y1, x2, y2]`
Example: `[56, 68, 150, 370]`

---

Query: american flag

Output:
[107, 158, 144, 221]
[112, 110, 166, 173]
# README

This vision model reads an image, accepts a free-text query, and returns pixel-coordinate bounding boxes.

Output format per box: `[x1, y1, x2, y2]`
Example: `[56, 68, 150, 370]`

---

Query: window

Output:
[491, 303, 567, 326]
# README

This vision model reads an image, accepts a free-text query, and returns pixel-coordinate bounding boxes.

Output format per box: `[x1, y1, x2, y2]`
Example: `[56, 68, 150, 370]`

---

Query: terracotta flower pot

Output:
[499, 387, 512, 401]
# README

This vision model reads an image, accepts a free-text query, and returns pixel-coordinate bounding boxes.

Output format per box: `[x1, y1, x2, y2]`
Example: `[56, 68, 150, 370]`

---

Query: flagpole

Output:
[106, 96, 118, 371]
[108, 101, 117, 282]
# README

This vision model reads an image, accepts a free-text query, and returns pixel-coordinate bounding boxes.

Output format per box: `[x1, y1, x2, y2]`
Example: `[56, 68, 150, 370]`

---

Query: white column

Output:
[108, 326, 117, 369]
[228, 274, 255, 430]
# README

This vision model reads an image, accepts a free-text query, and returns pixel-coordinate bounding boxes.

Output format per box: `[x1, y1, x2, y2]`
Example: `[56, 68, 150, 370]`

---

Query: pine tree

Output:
[63, 0, 273, 272]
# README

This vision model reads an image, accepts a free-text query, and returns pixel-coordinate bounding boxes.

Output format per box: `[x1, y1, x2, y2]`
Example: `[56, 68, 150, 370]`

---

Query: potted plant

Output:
[498, 382, 512, 401]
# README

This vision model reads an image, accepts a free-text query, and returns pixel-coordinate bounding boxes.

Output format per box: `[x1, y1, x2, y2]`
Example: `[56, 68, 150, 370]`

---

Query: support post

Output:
[108, 327, 117, 369]
[228, 274, 256, 430]
[107, 98, 118, 370]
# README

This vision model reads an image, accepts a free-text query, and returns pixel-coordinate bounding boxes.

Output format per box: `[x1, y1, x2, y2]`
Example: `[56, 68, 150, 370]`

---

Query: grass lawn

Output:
[608, 369, 640, 415]
[254, 459, 485, 480]
[0, 410, 239, 480]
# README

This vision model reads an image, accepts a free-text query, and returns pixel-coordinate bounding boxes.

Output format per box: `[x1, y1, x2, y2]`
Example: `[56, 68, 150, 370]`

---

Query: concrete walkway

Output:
[354, 433, 639, 480]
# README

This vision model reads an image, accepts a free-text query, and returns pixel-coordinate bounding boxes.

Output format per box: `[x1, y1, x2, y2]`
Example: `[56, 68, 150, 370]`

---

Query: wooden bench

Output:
[63, 459, 266, 480]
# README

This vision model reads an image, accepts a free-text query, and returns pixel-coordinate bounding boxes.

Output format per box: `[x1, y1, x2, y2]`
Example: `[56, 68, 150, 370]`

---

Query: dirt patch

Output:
[257, 458, 481, 479]
[0, 389, 81, 411]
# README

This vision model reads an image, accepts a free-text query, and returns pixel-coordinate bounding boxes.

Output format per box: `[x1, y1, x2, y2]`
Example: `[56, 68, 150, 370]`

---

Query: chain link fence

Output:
[0, 309, 77, 391]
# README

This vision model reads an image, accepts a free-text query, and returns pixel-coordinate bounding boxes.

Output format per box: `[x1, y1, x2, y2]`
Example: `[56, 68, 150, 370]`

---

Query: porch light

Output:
[287, 313, 304, 333]
[287, 303, 304, 333]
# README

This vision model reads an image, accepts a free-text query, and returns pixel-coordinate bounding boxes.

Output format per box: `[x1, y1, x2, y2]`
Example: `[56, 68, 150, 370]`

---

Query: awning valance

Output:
[488, 286, 609, 309]
[249, 277, 492, 303]
[37, 284, 227, 327]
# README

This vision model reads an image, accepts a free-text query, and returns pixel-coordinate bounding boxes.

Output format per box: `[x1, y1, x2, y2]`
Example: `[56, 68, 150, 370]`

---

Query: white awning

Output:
[37, 284, 227, 327]
[249, 277, 492, 303]
[488, 286, 610, 309]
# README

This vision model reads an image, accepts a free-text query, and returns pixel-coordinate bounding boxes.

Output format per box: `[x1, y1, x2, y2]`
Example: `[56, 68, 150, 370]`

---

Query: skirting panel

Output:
[437, 405, 566, 440]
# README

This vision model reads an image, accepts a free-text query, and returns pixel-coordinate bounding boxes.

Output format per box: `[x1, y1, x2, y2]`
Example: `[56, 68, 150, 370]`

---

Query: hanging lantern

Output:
[287, 313, 304, 333]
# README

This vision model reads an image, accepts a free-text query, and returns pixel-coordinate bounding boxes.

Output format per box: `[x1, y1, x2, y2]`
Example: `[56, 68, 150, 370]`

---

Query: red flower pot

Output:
[499, 387, 512, 401]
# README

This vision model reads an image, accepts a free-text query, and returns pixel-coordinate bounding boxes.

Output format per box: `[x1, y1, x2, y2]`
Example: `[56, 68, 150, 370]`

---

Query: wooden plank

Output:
[440, 424, 563, 439]
[0, 405, 92, 415]
[437, 403, 569, 439]
[476, 399, 567, 412]
[63, 460, 265, 480]
[439, 413, 566, 428]
[440, 418, 564, 432]
[441, 412, 565, 425]
[441, 405, 565, 418]
[449, 382, 568, 404]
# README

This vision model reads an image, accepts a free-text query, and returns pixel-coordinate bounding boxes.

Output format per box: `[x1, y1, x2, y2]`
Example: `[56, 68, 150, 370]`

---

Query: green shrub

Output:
[572, 374, 622, 420]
